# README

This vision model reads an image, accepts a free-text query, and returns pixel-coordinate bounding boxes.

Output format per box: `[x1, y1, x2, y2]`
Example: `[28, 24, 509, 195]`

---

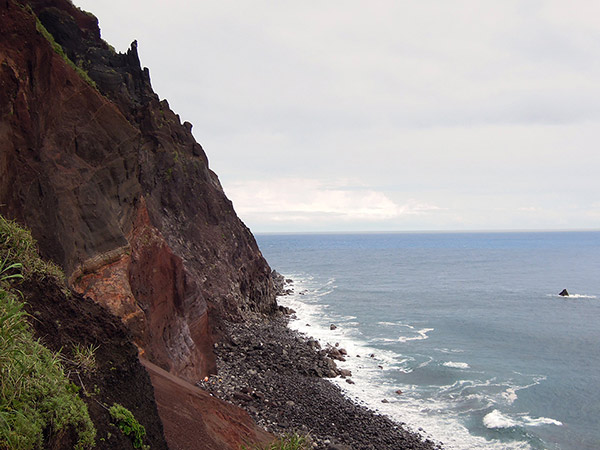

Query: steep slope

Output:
[0, 0, 277, 385]
[142, 359, 273, 450]
[0, 214, 169, 450]
[21, 271, 170, 450]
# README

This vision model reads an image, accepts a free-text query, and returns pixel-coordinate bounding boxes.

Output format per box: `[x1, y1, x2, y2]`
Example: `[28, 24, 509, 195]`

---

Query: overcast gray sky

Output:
[75, 0, 600, 232]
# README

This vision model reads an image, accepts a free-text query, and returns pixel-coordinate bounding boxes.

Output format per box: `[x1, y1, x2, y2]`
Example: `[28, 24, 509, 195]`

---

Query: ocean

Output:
[255, 231, 600, 450]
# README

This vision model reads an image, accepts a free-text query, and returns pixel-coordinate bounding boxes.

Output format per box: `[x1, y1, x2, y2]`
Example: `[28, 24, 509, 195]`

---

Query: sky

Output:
[75, 0, 600, 233]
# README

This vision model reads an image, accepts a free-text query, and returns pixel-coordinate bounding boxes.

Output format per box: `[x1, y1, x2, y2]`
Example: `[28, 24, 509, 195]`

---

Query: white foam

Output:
[522, 415, 563, 427]
[443, 361, 470, 369]
[315, 289, 335, 297]
[337, 378, 532, 450]
[484, 410, 518, 429]
[277, 272, 536, 450]
[548, 293, 597, 299]
[502, 388, 518, 404]
[397, 328, 434, 343]
[437, 347, 465, 354]
[483, 410, 563, 430]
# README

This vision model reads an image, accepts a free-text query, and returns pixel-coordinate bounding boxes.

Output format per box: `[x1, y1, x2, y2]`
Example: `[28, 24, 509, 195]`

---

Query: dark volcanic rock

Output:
[559, 288, 569, 297]
[273, 270, 294, 297]
[0, 0, 277, 383]
[200, 317, 442, 450]
[0, 2, 279, 449]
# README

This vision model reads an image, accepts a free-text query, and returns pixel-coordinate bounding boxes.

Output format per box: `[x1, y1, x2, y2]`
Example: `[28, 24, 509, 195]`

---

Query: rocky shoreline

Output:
[199, 312, 443, 450]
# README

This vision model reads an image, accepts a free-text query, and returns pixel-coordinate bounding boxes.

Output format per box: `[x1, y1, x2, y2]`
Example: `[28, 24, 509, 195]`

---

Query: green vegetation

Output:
[243, 433, 312, 450]
[72, 343, 99, 375]
[0, 215, 64, 283]
[0, 215, 96, 449]
[0, 257, 22, 283]
[34, 16, 97, 89]
[109, 403, 148, 450]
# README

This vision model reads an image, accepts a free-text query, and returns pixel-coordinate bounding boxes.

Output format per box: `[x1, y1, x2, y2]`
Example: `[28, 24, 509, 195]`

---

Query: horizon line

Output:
[253, 228, 600, 235]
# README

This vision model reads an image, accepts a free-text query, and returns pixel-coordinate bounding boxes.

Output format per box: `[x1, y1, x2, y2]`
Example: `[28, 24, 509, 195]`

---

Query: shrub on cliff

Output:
[0, 216, 96, 449]
[244, 432, 312, 450]
[109, 403, 149, 449]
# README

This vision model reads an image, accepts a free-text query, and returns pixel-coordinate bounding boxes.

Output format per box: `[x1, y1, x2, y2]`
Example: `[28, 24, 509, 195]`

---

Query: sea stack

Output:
[559, 289, 569, 297]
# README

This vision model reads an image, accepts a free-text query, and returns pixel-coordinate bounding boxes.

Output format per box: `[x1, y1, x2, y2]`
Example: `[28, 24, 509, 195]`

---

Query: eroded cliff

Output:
[0, 0, 277, 386]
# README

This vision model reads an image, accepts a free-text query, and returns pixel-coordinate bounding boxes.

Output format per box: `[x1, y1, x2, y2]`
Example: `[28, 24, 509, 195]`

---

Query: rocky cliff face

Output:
[0, 0, 277, 383]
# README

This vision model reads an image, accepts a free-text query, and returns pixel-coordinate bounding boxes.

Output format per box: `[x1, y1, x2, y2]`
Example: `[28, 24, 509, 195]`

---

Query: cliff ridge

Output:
[0, 0, 277, 384]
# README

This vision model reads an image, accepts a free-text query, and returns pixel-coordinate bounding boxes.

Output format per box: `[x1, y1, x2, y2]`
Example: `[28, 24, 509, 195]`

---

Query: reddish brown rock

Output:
[142, 359, 273, 450]
[0, 0, 276, 386]
[0, 1, 280, 447]
[127, 200, 217, 378]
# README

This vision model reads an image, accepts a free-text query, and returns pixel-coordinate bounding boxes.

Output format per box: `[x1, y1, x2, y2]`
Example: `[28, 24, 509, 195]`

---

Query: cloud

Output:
[518, 207, 543, 212]
[75, 0, 600, 231]
[225, 178, 441, 225]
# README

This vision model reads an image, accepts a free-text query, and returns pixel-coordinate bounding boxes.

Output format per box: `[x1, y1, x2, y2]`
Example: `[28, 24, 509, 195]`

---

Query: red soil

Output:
[142, 359, 273, 450]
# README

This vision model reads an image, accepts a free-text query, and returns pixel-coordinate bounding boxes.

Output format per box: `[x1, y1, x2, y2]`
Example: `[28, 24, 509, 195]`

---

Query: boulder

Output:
[339, 369, 352, 378]
[559, 289, 569, 297]
[307, 339, 321, 350]
[326, 348, 346, 361]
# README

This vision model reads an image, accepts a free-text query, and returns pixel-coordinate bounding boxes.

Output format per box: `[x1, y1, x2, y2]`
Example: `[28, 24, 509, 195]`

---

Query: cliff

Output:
[0, 0, 277, 383]
[0, 0, 277, 448]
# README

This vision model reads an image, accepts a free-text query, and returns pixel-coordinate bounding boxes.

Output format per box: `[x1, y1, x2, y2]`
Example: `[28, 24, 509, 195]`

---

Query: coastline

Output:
[199, 309, 442, 449]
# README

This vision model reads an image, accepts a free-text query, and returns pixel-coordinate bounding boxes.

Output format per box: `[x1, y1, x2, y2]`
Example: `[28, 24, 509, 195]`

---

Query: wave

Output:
[323, 277, 336, 287]
[483, 410, 563, 430]
[483, 410, 518, 429]
[278, 272, 541, 450]
[522, 416, 563, 427]
[314, 289, 335, 297]
[547, 293, 597, 299]
[371, 327, 434, 344]
[443, 361, 470, 369]
[399, 327, 434, 343]
[502, 387, 518, 404]
[436, 348, 465, 354]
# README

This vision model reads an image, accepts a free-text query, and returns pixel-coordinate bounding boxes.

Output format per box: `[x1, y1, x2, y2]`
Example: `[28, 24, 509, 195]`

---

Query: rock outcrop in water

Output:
[559, 289, 569, 297]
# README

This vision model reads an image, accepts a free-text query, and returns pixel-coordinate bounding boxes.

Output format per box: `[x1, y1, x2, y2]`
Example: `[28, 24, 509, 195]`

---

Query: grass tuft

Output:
[243, 432, 312, 450]
[0, 215, 96, 449]
[0, 289, 96, 449]
[0, 215, 64, 284]
[72, 343, 99, 374]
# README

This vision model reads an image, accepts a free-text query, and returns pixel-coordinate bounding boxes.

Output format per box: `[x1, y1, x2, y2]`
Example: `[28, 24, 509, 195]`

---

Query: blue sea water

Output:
[255, 232, 600, 450]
